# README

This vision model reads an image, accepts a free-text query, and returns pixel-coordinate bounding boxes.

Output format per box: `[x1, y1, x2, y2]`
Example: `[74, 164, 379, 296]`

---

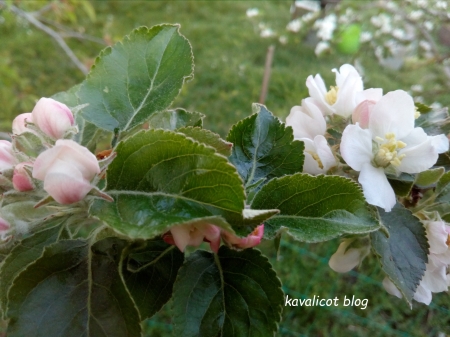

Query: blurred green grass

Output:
[1, 1, 449, 336]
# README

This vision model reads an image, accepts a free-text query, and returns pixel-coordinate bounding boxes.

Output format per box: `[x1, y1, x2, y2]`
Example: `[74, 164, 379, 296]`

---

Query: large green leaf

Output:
[227, 104, 304, 190]
[251, 174, 380, 242]
[172, 246, 283, 337]
[78, 25, 193, 132]
[122, 238, 184, 319]
[147, 108, 204, 130]
[0, 217, 66, 315]
[371, 204, 429, 305]
[7, 238, 141, 337]
[90, 129, 274, 238]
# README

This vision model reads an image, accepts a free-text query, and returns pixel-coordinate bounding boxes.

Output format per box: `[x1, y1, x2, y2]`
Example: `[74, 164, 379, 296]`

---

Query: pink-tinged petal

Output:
[314, 135, 336, 171]
[352, 100, 376, 128]
[31, 97, 74, 139]
[340, 124, 373, 171]
[426, 221, 449, 255]
[202, 224, 221, 253]
[12, 162, 33, 191]
[328, 239, 361, 273]
[170, 225, 192, 252]
[359, 162, 396, 211]
[413, 283, 432, 305]
[422, 256, 448, 293]
[188, 227, 205, 247]
[382, 277, 402, 299]
[12, 113, 33, 135]
[0, 140, 16, 171]
[32, 145, 66, 180]
[43, 162, 93, 204]
[397, 137, 439, 173]
[430, 134, 449, 154]
[0, 217, 10, 232]
[222, 225, 264, 249]
[369, 90, 415, 139]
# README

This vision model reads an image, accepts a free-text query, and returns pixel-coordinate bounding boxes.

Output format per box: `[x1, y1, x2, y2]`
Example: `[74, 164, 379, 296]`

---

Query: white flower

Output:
[286, 98, 336, 174]
[314, 41, 330, 56]
[329, 238, 369, 273]
[360, 31, 373, 43]
[246, 8, 259, 18]
[340, 90, 449, 211]
[260, 28, 275, 38]
[314, 14, 336, 41]
[294, 0, 320, 12]
[287, 19, 302, 33]
[306, 64, 372, 117]
[409, 10, 424, 20]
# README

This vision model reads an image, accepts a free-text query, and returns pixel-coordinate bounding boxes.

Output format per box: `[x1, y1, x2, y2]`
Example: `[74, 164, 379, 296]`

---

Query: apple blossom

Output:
[12, 162, 33, 192]
[341, 90, 449, 211]
[0, 140, 17, 172]
[12, 113, 33, 135]
[328, 238, 370, 273]
[163, 223, 221, 252]
[31, 97, 75, 139]
[222, 224, 264, 249]
[306, 64, 364, 117]
[32, 140, 100, 204]
[285, 98, 336, 174]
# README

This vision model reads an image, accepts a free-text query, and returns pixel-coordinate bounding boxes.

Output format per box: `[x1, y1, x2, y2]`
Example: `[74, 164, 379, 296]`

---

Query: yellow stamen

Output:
[325, 86, 338, 105]
[374, 133, 407, 168]
[414, 107, 421, 119]
[307, 151, 324, 169]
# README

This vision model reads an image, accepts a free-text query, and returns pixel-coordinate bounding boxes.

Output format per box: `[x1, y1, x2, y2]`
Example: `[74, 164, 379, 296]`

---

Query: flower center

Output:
[325, 86, 338, 105]
[307, 151, 324, 169]
[373, 133, 407, 168]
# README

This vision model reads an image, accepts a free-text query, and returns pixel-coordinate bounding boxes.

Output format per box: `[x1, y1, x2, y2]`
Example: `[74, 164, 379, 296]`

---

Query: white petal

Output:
[340, 124, 373, 171]
[413, 283, 432, 305]
[306, 74, 332, 115]
[397, 136, 438, 173]
[359, 162, 396, 211]
[400, 127, 428, 147]
[426, 221, 449, 255]
[286, 98, 326, 139]
[314, 135, 336, 171]
[355, 88, 383, 104]
[302, 149, 323, 175]
[332, 74, 361, 118]
[430, 134, 449, 154]
[328, 239, 361, 273]
[369, 90, 415, 139]
[333, 64, 363, 90]
[382, 277, 402, 299]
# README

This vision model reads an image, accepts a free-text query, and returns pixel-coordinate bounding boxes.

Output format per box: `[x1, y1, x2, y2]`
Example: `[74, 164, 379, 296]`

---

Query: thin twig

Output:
[259, 45, 275, 104]
[0, 0, 88, 75]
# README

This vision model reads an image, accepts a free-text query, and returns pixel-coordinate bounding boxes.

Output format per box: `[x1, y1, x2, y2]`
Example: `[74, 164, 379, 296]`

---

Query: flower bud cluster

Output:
[0, 97, 103, 243]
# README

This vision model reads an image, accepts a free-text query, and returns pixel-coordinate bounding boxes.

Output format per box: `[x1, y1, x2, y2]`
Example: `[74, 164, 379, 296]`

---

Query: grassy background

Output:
[1, 1, 449, 336]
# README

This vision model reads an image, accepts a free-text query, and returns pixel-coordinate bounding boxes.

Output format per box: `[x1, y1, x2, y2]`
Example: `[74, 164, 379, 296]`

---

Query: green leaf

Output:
[178, 127, 232, 156]
[172, 246, 283, 337]
[90, 129, 254, 238]
[52, 83, 81, 107]
[12, 131, 46, 158]
[122, 238, 184, 319]
[387, 173, 415, 197]
[0, 218, 65, 315]
[227, 103, 304, 189]
[414, 102, 432, 114]
[251, 174, 380, 242]
[415, 107, 450, 136]
[147, 108, 204, 130]
[371, 204, 428, 305]
[7, 238, 141, 336]
[436, 171, 450, 203]
[78, 25, 194, 132]
[415, 167, 445, 187]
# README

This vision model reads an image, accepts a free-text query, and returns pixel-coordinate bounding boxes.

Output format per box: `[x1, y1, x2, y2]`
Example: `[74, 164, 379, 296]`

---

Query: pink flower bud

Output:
[13, 162, 34, 191]
[164, 223, 221, 253]
[32, 140, 100, 204]
[0, 217, 11, 241]
[0, 140, 17, 171]
[12, 113, 33, 135]
[31, 98, 74, 139]
[221, 224, 264, 249]
[352, 100, 376, 128]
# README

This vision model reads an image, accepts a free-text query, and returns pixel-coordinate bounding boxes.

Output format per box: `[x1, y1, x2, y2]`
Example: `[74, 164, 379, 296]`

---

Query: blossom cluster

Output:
[286, 64, 450, 305]
[0, 98, 264, 253]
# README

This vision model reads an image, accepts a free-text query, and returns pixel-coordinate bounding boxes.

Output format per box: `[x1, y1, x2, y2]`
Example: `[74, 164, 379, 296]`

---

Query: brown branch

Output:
[259, 45, 275, 104]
